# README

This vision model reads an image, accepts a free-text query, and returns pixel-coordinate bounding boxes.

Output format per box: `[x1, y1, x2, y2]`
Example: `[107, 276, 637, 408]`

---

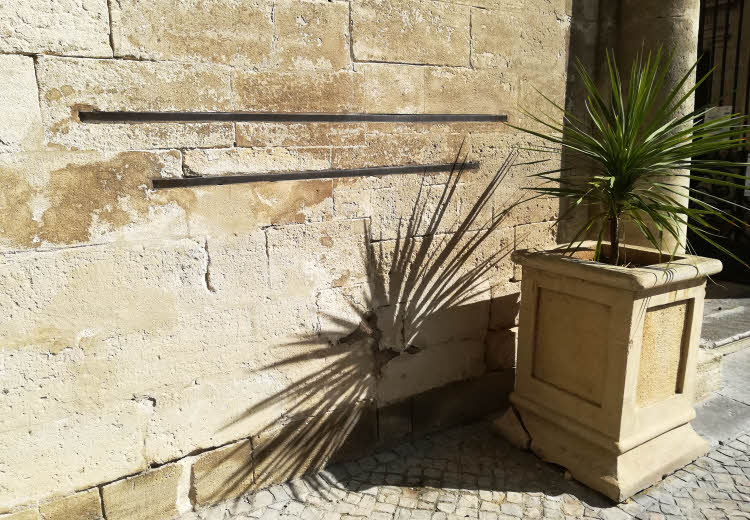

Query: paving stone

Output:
[174, 422, 750, 520]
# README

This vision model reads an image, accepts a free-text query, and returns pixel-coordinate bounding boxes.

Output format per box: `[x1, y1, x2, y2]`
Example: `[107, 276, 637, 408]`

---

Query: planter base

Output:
[513, 397, 708, 502]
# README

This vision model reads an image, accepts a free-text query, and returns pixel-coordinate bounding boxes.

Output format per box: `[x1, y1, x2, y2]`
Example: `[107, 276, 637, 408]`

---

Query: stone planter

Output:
[509, 242, 722, 501]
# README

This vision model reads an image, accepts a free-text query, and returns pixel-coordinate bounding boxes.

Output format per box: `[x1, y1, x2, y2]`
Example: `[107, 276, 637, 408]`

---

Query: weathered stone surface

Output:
[352, 0, 470, 66]
[232, 70, 365, 112]
[190, 440, 254, 507]
[102, 464, 183, 520]
[0, 239, 208, 429]
[0, 0, 111, 56]
[236, 123, 366, 148]
[424, 68, 516, 114]
[471, 5, 569, 74]
[0, 510, 40, 520]
[39, 488, 102, 520]
[267, 219, 369, 299]
[331, 131, 462, 169]
[0, 403, 148, 511]
[274, 0, 350, 70]
[0, 150, 184, 251]
[0, 55, 43, 153]
[36, 57, 233, 150]
[110, 0, 274, 66]
[163, 179, 335, 236]
[182, 148, 331, 177]
[359, 64, 425, 114]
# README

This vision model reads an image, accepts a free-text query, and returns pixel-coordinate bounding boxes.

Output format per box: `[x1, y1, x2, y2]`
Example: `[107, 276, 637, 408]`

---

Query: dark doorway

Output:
[692, 0, 750, 282]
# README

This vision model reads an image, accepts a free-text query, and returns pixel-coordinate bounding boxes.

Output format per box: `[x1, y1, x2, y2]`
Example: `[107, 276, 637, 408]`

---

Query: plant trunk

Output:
[609, 215, 620, 266]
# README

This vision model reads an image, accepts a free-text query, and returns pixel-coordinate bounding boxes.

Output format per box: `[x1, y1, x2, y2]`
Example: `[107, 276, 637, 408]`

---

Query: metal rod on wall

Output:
[152, 162, 481, 190]
[78, 112, 507, 124]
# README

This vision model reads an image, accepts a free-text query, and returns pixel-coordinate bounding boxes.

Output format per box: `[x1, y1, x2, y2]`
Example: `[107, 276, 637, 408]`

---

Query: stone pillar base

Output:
[514, 397, 708, 502]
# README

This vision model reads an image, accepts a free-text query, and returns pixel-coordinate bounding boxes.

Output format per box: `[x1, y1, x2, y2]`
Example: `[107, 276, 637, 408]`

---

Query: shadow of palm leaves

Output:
[207, 147, 537, 503]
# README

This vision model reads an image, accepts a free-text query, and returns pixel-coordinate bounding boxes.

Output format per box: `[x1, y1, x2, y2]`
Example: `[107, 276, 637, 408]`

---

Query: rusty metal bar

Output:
[79, 111, 507, 123]
[151, 162, 480, 190]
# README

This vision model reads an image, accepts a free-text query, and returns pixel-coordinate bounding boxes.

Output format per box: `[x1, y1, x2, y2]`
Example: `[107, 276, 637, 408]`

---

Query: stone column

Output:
[617, 0, 701, 252]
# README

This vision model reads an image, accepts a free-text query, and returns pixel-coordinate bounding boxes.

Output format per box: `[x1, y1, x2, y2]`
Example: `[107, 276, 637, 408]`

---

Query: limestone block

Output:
[274, 0, 350, 71]
[0, 403, 148, 512]
[515, 222, 557, 252]
[316, 284, 373, 343]
[471, 6, 569, 74]
[141, 368, 287, 465]
[411, 371, 513, 434]
[182, 148, 331, 177]
[331, 177, 375, 220]
[372, 304, 409, 355]
[0, 0, 110, 56]
[232, 70, 366, 112]
[0, 150, 185, 251]
[267, 219, 369, 298]
[367, 177, 460, 241]
[331, 132, 463, 169]
[466, 133, 562, 227]
[404, 299, 490, 348]
[489, 282, 521, 330]
[110, 0, 274, 66]
[0, 510, 40, 520]
[36, 57, 233, 150]
[485, 327, 518, 371]
[201, 231, 269, 303]
[190, 440, 254, 507]
[0, 239, 209, 429]
[236, 123, 366, 148]
[352, 0, 470, 66]
[461, 0, 571, 15]
[358, 64, 425, 114]
[101, 464, 183, 520]
[252, 402, 377, 489]
[377, 401, 412, 442]
[377, 339, 486, 405]
[470, 8, 521, 70]
[370, 228, 511, 311]
[0, 56, 43, 153]
[39, 488, 102, 520]
[163, 179, 334, 236]
[513, 222, 557, 281]
[424, 68, 516, 114]
[491, 407, 530, 450]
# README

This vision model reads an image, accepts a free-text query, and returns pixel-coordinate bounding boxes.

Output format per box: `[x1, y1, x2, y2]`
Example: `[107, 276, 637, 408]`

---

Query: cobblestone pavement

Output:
[193, 422, 750, 520]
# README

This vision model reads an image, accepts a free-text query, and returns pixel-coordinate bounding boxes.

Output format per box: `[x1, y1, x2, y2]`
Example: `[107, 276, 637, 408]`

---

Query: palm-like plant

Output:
[513, 48, 750, 266]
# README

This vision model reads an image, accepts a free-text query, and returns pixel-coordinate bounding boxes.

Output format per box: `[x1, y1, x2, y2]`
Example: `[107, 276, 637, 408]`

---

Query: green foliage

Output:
[511, 48, 750, 267]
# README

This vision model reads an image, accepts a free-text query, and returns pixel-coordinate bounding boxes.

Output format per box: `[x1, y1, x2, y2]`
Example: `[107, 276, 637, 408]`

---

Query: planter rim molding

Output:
[512, 241, 723, 292]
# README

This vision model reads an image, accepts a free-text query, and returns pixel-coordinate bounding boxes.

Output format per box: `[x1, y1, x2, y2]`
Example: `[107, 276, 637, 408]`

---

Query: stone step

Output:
[695, 282, 750, 402]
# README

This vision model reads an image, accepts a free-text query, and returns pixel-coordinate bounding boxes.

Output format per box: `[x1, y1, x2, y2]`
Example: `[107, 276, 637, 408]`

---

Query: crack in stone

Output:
[203, 239, 216, 293]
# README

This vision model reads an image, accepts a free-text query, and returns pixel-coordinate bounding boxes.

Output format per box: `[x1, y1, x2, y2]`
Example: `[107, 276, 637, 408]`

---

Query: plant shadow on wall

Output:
[199, 147, 561, 505]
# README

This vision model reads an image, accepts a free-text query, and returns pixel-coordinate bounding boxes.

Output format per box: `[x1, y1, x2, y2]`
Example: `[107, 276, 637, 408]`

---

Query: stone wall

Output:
[0, 0, 575, 517]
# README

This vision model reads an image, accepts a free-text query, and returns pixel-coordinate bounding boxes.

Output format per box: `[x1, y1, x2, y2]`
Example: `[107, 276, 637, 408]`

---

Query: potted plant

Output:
[501, 49, 750, 501]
